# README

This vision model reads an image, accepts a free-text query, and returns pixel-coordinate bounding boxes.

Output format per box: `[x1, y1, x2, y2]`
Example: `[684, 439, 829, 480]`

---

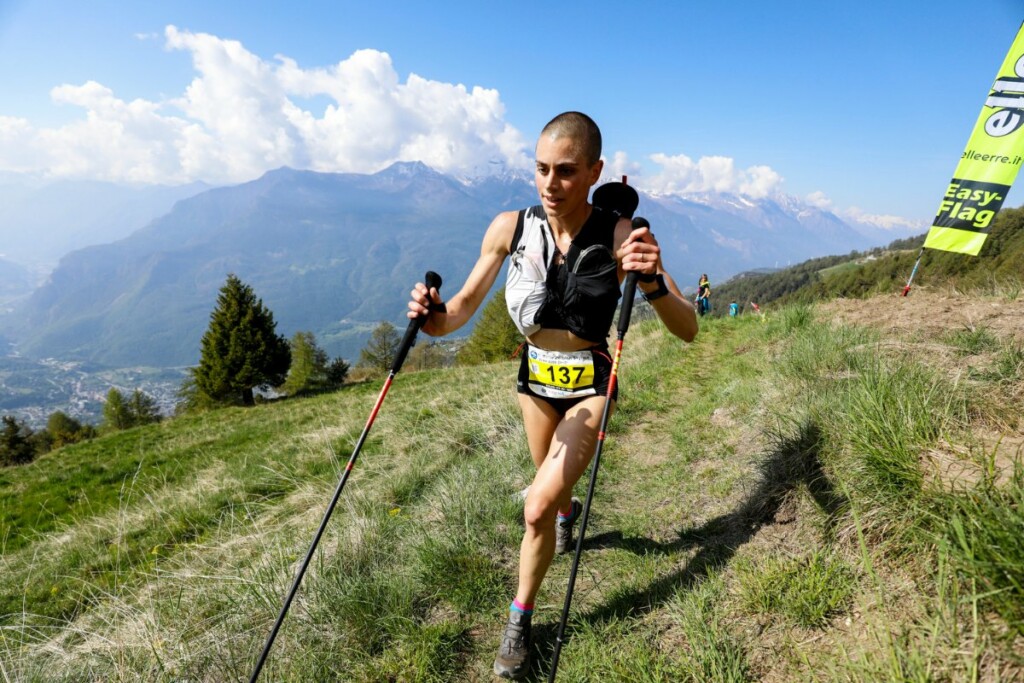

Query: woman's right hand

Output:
[407, 281, 445, 335]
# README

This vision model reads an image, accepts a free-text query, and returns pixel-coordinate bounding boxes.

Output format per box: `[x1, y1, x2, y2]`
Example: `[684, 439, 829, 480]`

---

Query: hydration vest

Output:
[505, 205, 620, 342]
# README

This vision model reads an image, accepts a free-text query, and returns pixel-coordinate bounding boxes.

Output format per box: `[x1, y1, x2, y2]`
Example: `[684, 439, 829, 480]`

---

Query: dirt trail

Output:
[819, 289, 1024, 342]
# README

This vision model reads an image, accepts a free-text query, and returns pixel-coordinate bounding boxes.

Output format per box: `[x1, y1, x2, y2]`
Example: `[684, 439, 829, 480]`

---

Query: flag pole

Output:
[901, 247, 925, 297]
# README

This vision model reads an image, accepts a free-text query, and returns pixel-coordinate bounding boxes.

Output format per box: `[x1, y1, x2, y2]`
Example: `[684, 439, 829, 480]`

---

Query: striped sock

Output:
[557, 505, 575, 522]
[510, 598, 534, 616]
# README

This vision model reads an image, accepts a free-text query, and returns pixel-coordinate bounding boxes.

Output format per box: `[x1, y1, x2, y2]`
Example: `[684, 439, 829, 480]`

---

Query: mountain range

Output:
[0, 163, 919, 368]
[0, 178, 210, 269]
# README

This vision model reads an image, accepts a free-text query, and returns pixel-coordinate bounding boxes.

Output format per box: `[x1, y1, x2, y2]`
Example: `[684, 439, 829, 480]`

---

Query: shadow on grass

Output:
[492, 418, 847, 681]
[576, 416, 844, 624]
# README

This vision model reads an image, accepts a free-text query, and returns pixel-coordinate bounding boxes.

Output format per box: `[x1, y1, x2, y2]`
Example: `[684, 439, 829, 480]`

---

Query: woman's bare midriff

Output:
[525, 327, 605, 352]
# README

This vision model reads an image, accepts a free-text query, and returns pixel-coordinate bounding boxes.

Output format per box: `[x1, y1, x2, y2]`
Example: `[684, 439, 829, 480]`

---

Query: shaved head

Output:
[540, 112, 602, 166]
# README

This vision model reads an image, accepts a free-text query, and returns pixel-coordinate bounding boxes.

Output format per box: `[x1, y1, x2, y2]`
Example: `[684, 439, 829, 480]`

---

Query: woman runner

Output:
[407, 111, 698, 680]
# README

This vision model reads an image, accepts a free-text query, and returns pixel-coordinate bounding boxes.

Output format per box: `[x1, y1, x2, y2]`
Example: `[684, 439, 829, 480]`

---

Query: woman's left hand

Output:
[617, 224, 660, 279]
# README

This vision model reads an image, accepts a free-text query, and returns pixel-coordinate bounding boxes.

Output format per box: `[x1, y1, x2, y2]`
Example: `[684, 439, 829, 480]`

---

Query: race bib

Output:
[526, 346, 596, 399]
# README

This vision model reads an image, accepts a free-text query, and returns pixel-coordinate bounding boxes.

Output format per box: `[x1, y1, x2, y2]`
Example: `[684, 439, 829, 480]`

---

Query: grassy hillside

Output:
[1, 291, 1022, 681]
[712, 205, 1024, 315]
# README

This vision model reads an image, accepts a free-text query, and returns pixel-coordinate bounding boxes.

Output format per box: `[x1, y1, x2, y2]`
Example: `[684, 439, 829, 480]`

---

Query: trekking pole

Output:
[248, 271, 442, 683]
[548, 219, 647, 682]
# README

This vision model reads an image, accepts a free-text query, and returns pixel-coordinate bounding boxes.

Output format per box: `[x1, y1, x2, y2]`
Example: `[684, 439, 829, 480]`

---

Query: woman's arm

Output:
[660, 271, 685, 299]
[615, 219, 698, 342]
[407, 210, 517, 337]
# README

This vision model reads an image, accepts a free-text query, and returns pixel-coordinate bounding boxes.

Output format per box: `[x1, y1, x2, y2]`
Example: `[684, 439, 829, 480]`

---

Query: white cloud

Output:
[805, 192, 923, 231]
[0, 116, 41, 172]
[0, 22, 899, 232]
[42, 80, 191, 183]
[0, 26, 530, 185]
[637, 152, 784, 199]
[738, 165, 783, 199]
[841, 206, 926, 231]
[604, 150, 642, 183]
[805, 190, 833, 209]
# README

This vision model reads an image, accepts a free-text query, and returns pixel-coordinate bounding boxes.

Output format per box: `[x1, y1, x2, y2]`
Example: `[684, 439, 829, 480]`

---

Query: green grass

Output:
[994, 340, 1024, 382]
[943, 325, 1000, 356]
[2, 292, 1022, 681]
[817, 259, 861, 279]
[972, 339, 1024, 386]
[938, 460, 1024, 638]
[737, 550, 856, 628]
[842, 359, 959, 501]
[667, 573, 751, 683]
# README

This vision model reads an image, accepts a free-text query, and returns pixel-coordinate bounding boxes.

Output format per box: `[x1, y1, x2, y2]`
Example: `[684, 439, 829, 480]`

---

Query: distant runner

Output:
[695, 273, 711, 316]
[729, 301, 739, 317]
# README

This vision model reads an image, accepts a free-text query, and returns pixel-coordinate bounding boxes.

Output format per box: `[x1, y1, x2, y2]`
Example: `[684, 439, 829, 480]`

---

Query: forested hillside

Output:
[711, 205, 1024, 314]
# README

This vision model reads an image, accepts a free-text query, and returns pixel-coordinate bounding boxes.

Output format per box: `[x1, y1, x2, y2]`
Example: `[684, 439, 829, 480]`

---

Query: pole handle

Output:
[617, 216, 648, 337]
[391, 271, 442, 373]
[617, 273, 639, 337]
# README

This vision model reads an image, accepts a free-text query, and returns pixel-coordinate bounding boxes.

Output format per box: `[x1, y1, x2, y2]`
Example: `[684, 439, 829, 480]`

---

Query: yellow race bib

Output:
[526, 346, 596, 399]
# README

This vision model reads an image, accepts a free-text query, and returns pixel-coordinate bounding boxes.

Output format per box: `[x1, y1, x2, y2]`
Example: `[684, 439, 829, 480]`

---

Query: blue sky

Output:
[0, 0, 1021, 229]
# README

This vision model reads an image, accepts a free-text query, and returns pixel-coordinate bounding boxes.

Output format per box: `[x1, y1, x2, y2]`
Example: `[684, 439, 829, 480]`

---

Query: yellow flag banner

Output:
[924, 22, 1024, 255]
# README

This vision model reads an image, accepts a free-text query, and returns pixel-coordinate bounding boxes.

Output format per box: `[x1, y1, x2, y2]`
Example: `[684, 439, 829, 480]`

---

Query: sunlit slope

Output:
[2, 297, 1022, 681]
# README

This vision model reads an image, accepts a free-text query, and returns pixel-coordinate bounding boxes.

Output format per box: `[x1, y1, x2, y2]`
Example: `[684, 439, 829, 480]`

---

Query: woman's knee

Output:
[523, 495, 558, 529]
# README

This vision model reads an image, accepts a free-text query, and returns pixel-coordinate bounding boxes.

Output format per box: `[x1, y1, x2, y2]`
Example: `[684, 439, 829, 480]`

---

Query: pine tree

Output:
[103, 388, 161, 430]
[358, 321, 400, 376]
[46, 411, 93, 448]
[457, 286, 522, 365]
[406, 339, 449, 371]
[0, 415, 36, 466]
[283, 331, 318, 396]
[128, 390, 161, 426]
[176, 375, 217, 414]
[281, 331, 345, 395]
[325, 357, 350, 387]
[103, 388, 132, 430]
[190, 274, 291, 406]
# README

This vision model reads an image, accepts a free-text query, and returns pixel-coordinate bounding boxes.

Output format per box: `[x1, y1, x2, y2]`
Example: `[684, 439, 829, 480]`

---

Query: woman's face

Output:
[534, 133, 602, 220]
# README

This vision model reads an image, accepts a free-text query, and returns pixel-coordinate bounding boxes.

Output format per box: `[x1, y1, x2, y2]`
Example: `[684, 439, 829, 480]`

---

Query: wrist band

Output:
[642, 274, 669, 302]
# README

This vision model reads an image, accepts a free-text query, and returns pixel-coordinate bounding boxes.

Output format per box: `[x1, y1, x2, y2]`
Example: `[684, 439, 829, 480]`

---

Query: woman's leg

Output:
[514, 393, 612, 606]
[494, 393, 616, 678]
[518, 393, 560, 469]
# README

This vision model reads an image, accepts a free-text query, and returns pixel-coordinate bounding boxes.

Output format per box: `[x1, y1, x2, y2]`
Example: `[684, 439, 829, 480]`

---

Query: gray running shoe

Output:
[493, 610, 532, 680]
[554, 497, 583, 555]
